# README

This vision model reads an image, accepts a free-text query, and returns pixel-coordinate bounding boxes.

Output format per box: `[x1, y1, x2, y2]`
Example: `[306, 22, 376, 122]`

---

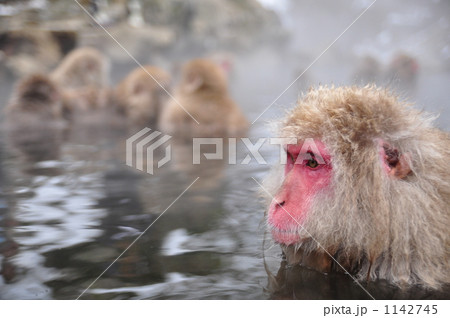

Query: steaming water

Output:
[0, 0, 449, 299]
[0, 112, 278, 299]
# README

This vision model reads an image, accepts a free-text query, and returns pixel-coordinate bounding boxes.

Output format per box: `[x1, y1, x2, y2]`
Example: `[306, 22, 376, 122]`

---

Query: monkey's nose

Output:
[269, 198, 286, 216]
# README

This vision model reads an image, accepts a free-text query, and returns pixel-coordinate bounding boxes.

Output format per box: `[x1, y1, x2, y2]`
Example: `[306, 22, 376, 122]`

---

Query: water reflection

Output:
[0, 113, 271, 299]
[268, 261, 450, 300]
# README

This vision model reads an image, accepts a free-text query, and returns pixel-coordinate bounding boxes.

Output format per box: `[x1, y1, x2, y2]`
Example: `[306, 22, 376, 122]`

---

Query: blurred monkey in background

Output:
[115, 65, 171, 126]
[159, 58, 248, 137]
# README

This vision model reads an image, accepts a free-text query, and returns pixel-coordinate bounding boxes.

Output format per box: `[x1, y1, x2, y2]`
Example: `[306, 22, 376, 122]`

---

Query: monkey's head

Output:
[57, 47, 109, 88]
[16, 74, 61, 105]
[389, 53, 419, 78]
[116, 66, 171, 124]
[266, 85, 449, 288]
[180, 59, 228, 94]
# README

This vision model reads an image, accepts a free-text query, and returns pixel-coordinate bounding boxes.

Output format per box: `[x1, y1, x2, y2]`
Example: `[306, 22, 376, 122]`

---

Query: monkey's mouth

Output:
[270, 228, 300, 246]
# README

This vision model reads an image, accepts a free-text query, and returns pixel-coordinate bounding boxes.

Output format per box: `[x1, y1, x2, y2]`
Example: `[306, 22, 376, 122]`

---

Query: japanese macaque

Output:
[159, 58, 248, 137]
[207, 52, 235, 77]
[4, 74, 64, 161]
[352, 55, 382, 85]
[50, 47, 112, 118]
[264, 86, 450, 291]
[5, 74, 62, 120]
[0, 29, 62, 77]
[61, 86, 115, 119]
[51, 47, 109, 89]
[385, 53, 419, 95]
[115, 65, 171, 126]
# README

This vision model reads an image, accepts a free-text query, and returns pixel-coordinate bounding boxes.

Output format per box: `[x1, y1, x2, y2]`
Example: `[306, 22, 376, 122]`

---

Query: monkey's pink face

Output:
[268, 140, 332, 245]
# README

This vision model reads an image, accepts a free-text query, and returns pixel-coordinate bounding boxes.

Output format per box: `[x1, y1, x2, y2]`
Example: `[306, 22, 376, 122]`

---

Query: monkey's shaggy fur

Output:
[115, 65, 171, 126]
[51, 47, 109, 90]
[5, 74, 62, 119]
[266, 85, 450, 289]
[159, 58, 248, 137]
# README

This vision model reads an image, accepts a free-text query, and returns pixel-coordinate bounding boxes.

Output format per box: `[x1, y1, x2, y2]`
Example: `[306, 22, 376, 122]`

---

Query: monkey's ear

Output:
[379, 141, 412, 179]
[184, 73, 203, 93]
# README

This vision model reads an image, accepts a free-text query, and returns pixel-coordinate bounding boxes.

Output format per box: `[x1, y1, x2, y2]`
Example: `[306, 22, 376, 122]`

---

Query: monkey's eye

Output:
[287, 151, 295, 163]
[306, 158, 319, 169]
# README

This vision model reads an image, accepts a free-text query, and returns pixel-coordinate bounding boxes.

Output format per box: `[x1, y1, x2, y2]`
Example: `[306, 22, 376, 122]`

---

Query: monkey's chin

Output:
[271, 229, 300, 246]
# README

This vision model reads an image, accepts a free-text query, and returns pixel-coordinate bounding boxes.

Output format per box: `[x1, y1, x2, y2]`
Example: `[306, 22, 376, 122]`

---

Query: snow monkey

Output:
[115, 65, 171, 126]
[159, 58, 248, 137]
[264, 85, 449, 291]
[49, 47, 112, 118]
[50, 46, 109, 90]
[4, 74, 65, 162]
[5, 74, 62, 120]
